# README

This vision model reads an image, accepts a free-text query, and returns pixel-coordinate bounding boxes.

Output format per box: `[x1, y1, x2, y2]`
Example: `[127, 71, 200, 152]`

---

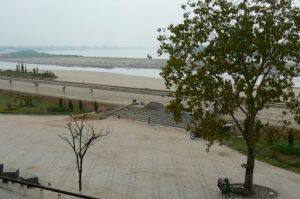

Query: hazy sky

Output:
[1, 0, 299, 48]
[0, 0, 186, 47]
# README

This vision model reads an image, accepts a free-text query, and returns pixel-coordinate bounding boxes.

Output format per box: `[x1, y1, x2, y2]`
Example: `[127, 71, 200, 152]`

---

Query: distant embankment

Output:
[0, 55, 166, 69]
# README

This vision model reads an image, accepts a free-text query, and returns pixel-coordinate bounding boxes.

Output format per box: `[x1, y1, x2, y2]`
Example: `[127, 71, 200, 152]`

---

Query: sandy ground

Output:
[0, 56, 166, 69]
[53, 70, 167, 90]
[0, 115, 299, 199]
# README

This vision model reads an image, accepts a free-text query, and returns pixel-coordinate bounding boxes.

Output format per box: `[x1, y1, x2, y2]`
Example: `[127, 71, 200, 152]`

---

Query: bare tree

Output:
[8, 79, 12, 94]
[62, 85, 66, 104]
[33, 81, 39, 97]
[90, 88, 94, 102]
[58, 114, 110, 191]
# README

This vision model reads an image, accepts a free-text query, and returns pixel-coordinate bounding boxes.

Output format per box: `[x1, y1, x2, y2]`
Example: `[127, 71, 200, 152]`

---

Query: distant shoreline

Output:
[0, 55, 167, 69]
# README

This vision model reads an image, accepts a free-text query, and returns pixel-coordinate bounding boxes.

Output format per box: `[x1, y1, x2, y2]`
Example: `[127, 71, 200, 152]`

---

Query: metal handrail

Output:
[0, 175, 101, 199]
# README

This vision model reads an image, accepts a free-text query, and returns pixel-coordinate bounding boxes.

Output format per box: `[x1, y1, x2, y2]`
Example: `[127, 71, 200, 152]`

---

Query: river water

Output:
[40, 49, 167, 59]
[1, 61, 300, 87]
[0, 61, 162, 79]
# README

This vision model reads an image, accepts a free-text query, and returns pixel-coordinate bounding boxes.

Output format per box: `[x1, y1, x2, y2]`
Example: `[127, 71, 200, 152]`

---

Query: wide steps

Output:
[110, 105, 191, 129]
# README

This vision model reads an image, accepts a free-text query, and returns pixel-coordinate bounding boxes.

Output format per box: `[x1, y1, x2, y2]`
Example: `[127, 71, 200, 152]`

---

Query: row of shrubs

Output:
[272, 142, 300, 156]
[47, 98, 99, 113]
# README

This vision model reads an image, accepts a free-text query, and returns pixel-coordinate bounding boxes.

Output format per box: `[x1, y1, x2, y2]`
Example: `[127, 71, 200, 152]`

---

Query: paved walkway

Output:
[0, 188, 28, 199]
[0, 115, 299, 199]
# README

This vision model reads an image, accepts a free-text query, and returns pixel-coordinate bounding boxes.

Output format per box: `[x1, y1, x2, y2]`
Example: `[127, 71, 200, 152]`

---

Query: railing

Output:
[0, 76, 171, 96]
[0, 175, 101, 199]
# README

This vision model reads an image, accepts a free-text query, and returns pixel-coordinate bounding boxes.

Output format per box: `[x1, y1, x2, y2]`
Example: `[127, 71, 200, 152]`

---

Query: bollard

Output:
[148, 117, 151, 124]
[118, 114, 120, 119]
[58, 193, 61, 199]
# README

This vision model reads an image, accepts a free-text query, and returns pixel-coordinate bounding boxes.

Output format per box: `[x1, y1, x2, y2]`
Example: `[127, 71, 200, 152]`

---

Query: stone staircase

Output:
[109, 103, 191, 129]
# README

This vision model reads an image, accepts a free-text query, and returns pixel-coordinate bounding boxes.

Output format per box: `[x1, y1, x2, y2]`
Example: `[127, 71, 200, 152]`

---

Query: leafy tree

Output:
[69, 100, 73, 112]
[94, 100, 98, 113]
[158, 0, 300, 193]
[288, 129, 294, 147]
[59, 97, 63, 108]
[79, 100, 84, 112]
[58, 114, 110, 191]
[21, 62, 24, 73]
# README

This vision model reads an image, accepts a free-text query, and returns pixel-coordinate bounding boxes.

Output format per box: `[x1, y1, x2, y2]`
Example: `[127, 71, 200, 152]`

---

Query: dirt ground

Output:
[0, 115, 299, 199]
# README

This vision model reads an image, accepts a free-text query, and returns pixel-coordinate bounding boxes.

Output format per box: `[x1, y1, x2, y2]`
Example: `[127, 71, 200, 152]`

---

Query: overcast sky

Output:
[1, 0, 300, 48]
[0, 0, 186, 47]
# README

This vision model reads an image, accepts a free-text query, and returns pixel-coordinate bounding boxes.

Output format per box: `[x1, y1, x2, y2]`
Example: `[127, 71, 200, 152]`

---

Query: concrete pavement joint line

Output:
[126, 150, 139, 199]
[169, 139, 188, 199]
[43, 144, 69, 183]
[184, 139, 212, 198]
[84, 156, 99, 189]
[151, 137, 161, 199]
[57, 155, 76, 191]
[257, 165, 289, 199]
[103, 132, 122, 198]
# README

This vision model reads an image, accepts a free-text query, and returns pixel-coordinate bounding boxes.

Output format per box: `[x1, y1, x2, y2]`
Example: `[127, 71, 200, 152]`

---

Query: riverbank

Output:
[53, 70, 167, 90]
[0, 56, 166, 69]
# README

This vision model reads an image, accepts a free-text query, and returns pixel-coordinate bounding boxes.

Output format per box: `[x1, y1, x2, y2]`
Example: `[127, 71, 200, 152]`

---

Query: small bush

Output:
[15, 95, 34, 107]
[69, 100, 73, 112]
[47, 106, 69, 113]
[272, 142, 300, 155]
[6, 103, 14, 111]
[79, 100, 83, 112]
[294, 161, 300, 168]
[59, 98, 63, 107]
[94, 100, 98, 113]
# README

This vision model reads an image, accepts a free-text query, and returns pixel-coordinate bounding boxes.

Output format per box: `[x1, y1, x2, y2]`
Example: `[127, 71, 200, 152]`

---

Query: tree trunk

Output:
[79, 168, 82, 191]
[243, 144, 255, 193]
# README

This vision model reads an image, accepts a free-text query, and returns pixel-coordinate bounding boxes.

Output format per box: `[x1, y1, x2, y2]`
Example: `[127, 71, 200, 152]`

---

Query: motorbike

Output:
[217, 178, 234, 199]
[190, 124, 234, 140]
[190, 130, 201, 140]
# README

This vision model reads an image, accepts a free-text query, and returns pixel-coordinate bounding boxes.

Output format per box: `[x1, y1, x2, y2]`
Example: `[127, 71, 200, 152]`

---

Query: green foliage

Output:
[69, 100, 73, 112]
[59, 98, 63, 108]
[272, 142, 300, 156]
[288, 129, 294, 147]
[42, 70, 55, 78]
[6, 103, 14, 111]
[226, 137, 300, 174]
[0, 69, 57, 79]
[47, 106, 69, 113]
[158, 0, 300, 190]
[0, 93, 91, 114]
[158, 0, 300, 147]
[295, 161, 300, 168]
[79, 100, 83, 112]
[15, 95, 34, 107]
[94, 100, 98, 113]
